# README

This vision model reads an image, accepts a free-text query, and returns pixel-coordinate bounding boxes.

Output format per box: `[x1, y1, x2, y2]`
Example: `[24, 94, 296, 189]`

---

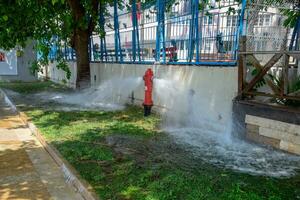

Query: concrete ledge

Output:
[245, 114, 300, 155]
[259, 127, 300, 145]
[246, 129, 280, 148]
[280, 141, 300, 155]
[246, 115, 300, 135]
[0, 88, 99, 200]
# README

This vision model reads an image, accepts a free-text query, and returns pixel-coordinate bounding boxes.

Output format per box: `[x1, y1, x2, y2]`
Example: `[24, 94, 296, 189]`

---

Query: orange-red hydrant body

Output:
[143, 68, 153, 116]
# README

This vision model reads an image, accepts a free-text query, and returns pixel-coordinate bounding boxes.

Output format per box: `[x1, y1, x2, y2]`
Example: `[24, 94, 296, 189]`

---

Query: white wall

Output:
[0, 49, 18, 75]
[42, 61, 238, 132]
[39, 62, 77, 88]
[0, 41, 37, 82]
[90, 63, 238, 132]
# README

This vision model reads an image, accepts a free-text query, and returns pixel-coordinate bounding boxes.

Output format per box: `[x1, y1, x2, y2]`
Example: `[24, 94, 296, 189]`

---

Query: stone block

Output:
[246, 130, 280, 148]
[246, 124, 259, 133]
[280, 140, 300, 155]
[259, 127, 300, 145]
[245, 115, 300, 135]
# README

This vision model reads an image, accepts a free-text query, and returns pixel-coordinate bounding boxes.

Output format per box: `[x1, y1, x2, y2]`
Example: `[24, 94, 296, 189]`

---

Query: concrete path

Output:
[0, 96, 82, 200]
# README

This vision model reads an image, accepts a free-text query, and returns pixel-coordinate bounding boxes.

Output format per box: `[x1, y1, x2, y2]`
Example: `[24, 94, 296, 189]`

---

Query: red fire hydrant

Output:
[143, 68, 154, 116]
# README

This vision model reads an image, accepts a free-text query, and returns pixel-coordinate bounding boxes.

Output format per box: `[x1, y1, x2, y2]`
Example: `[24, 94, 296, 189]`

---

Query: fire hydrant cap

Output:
[146, 68, 153, 76]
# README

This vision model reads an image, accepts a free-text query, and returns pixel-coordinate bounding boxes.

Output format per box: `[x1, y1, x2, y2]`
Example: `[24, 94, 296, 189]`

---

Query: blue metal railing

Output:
[60, 0, 247, 66]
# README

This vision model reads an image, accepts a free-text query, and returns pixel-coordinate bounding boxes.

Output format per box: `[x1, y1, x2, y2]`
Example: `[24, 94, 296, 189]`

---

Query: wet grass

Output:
[3, 81, 300, 200]
[24, 107, 300, 200]
[0, 81, 69, 94]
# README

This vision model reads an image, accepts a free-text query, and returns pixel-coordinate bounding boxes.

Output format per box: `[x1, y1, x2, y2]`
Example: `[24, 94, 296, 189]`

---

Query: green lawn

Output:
[1, 81, 300, 200]
[0, 80, 68, 94]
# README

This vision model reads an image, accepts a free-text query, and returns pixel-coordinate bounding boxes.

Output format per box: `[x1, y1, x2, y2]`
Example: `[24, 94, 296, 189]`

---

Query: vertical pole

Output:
[72, 48, 75, 60]
[132, 0, 136, 62]
[235, 0, 247, 60]
[195, 0, 199, 63]
[289, 16, 300, 50]
[188, 0, 193, 62]
[64, 43, 67, 61]
[155, 0, 160, 62]
[100, 36, 104, 61]
[89, 36, 93, 62]
[132, 0, 137, 62]
[132, 0, 141, 62]
[238, 0, 247, 37]
[198, 3, 204, 62]
[103, 38, 108, 62]
[155, 0, 166, 63]
[188, 0, 199, 62]
[136, 2, 141, 62]
[114, 0, 123, 62]
[99, 2, 107, 62]
[283, 29, 290, 95]
[238, 36, 246, 96]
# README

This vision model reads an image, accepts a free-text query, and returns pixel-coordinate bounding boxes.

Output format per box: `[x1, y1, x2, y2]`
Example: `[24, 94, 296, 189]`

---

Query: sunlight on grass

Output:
[3, 81, 300, 200]
[0, 81, 68, 94]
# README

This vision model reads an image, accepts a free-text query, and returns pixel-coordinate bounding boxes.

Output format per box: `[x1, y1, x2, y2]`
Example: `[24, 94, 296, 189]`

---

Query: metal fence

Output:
[89, 0, 243, 66]
[52, 0, 299, 67]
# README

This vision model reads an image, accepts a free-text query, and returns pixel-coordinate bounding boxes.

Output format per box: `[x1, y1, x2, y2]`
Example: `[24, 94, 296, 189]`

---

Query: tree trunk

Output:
[74, 29, 90, 88]
[67, 0, 99, 88]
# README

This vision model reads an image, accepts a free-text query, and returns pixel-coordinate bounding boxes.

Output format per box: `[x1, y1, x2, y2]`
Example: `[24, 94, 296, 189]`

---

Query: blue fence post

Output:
[198, 1, 205, 63]
[114, 0, 123, 62]
[64, 43, 67, 61]
[238, 0, 247, 37]
[231, 0, 247, 60]
[155, 0, 166, 63]
[289, 16, 300, 50]
[89, 36, 92, 62]
[235, 0, 247, 58]
[132, 0, 141, 62]
[132, 0, 137, 62]
[188, 0, 199, 62]
[99, 3, 108, 62]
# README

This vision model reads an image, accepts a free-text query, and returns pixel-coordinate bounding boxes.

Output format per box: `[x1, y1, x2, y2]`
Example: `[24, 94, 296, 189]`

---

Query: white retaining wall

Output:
[90, 63, 238, 130]
[42, 61, 238, 131]
[39, 62, 77, 88]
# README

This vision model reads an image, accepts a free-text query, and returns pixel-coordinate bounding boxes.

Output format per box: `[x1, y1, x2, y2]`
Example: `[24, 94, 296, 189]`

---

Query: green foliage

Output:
[282, 76, 300, 107]
[281, 8, 300, 28]
[251, 68, 265, 89]
[0, 0, 116, 79]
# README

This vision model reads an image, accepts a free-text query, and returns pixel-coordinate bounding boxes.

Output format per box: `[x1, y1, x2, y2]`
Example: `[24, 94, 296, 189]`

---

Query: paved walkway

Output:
[0, 96, 82, 200]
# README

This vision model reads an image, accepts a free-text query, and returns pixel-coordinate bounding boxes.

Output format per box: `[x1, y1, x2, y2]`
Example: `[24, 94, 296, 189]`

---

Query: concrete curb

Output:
[0, 88, 99, 200]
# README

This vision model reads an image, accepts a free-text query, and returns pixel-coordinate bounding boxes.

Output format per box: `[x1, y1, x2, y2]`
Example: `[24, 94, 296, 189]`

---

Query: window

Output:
[203, 16, 213, 25]
[265, 15, 271, 26]
[254, 14, 272, 26]
[227, 16, 238, 27]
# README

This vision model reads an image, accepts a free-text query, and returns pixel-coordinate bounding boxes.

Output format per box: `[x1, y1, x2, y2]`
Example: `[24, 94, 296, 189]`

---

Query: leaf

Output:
[52, 0, 58, 5]
[2, 15, 8, 21]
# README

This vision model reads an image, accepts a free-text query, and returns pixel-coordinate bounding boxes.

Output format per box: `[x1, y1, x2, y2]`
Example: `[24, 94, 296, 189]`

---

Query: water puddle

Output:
[166, 127, 300, 177]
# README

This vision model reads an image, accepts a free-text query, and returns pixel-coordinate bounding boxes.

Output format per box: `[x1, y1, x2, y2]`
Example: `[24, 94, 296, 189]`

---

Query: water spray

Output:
[143, 68, 154, 116]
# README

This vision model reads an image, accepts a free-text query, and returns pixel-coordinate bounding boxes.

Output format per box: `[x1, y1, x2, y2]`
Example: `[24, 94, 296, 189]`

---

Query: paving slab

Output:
[0, 98, 83, 200]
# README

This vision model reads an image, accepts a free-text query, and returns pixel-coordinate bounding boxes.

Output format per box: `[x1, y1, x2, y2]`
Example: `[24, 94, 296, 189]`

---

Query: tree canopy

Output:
[0, 0, 115, 85]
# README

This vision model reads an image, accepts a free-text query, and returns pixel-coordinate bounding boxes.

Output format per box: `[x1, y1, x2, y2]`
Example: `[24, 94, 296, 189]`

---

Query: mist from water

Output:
[36, 77, 142, 111]
[153, 77, 300, 177]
